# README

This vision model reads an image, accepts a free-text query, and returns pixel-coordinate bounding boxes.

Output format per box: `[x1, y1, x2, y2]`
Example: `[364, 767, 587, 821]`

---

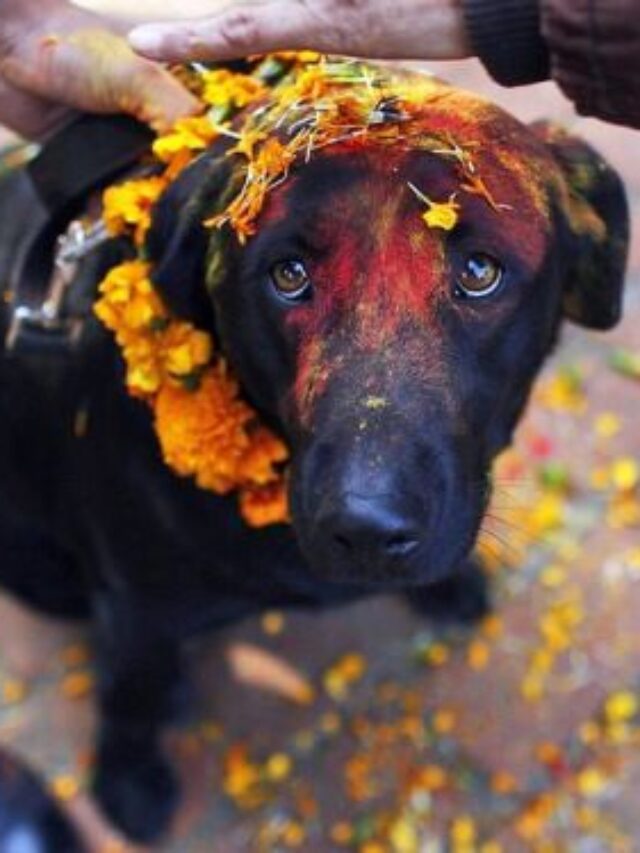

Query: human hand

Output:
[0, 0, 199, 140]
[128, 0, 471, 64]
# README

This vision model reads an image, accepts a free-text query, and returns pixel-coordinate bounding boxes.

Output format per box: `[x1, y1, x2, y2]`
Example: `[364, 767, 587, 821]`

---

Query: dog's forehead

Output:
[252, 76, 556, 264]
[257, 112, 553, 285]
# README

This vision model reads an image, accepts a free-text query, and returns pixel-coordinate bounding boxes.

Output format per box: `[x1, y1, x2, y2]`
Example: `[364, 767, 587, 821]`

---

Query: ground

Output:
[1, 60, 639, 852]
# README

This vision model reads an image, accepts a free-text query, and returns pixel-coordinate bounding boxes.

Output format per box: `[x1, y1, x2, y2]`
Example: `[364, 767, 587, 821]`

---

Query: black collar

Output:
[4, 114, 152, 358]
[27, 113, 153, 215]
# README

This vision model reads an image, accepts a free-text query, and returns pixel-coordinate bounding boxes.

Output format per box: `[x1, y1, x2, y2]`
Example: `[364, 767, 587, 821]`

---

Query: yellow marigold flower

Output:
[540, 564, 567, 588]
[577, 766, 608, 797]
[536, 367, 587, 414]
[604, 690, 638, 724]
[611, 456, 639, 492]
[521, 674, 545, 702]
[121, 282, 166, 331]
[389, 816, 419, 853]
[119, 333, 166, 396]
[96, 259, 152, 305]
[240, 481, 289, 527]
[230, 126, 268, 160]
[264, 752, 292, 782]
[51, 775, 80, 801]
[127, 355, 164, 396]
[594, 411, 621, 439]
[450, 815, 476, 845]
[528, 493, 565, 535]
[153, 115, 219, 164]
[408, 183, 460, 231]
[201, 69, 267, 111]
[102, 176, 166, 245]
[424, 642, 450, 667]
[161, 323, 212, 377]
[95, 261, 170, 395]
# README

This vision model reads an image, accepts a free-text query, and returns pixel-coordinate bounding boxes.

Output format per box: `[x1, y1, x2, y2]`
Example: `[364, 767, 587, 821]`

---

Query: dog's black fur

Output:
[0, 85, 629, 842]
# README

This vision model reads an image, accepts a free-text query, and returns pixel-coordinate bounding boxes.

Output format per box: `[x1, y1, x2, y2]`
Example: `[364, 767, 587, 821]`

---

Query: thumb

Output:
[2, 29, 200, 133]
[113, 53, 203, 132]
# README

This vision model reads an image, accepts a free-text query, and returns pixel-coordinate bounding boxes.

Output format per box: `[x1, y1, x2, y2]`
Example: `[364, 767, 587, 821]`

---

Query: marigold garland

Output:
[95, 54, 512, 527]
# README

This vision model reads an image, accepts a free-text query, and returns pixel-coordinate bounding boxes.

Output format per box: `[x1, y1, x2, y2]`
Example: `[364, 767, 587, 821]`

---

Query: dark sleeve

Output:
[462, 0, 640, 130]
[540, 0, 640, 129]
[462, 0, 550, 86]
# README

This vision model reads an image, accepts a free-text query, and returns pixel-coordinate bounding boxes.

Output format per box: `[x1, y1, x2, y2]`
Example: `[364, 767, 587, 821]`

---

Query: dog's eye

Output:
[456, 253, 503, 299]
[270, 260, 312, 301]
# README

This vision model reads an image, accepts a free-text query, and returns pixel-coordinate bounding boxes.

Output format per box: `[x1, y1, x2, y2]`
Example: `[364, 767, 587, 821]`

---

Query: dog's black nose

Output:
[322, 494, 421, 567]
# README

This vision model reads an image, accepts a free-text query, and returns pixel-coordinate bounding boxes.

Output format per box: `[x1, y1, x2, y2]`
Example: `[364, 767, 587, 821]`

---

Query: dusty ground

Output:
[1, 60, 639, 852]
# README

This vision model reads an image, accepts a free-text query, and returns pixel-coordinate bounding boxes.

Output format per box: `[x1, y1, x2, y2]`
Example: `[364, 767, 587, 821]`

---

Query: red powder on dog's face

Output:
[252, 81, 558, 424]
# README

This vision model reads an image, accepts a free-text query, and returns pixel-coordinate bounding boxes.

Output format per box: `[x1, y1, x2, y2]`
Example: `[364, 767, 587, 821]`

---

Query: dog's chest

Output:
[45, 344, 359, 616]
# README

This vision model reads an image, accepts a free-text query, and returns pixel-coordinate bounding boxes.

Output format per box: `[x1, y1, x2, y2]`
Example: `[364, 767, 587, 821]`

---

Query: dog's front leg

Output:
[91, 593, 187, 844]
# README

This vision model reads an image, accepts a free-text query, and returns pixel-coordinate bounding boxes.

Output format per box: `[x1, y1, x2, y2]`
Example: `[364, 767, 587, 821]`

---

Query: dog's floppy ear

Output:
[532, 121, 629, 330]
[146, 149, 236, 326]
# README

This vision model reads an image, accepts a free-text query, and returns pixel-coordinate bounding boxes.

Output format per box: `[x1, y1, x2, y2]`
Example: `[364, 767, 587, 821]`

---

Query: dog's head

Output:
[148, 67, 628, 587]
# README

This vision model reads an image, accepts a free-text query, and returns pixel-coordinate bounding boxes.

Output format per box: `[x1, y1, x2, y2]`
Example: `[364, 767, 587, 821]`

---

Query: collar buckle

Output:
[5, 218, 109, 353]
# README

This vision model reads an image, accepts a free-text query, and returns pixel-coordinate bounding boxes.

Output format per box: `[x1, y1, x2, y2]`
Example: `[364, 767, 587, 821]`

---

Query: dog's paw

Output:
[405, 559, 491, 626]
[92, 742, 179, 844]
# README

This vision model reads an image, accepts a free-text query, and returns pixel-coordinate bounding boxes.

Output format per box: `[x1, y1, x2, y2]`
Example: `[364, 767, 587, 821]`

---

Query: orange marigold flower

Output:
[155, 368, 255, 494]
[280, 64, 328, 108]
[255, 138, 299, 178]
[269, 51, 321, 65]
[237, 426, 289, 486]
[240, 481, 290, 527]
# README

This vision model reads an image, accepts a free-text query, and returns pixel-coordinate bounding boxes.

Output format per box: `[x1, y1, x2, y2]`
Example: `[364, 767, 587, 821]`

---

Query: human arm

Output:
[127, 0, 640, 130]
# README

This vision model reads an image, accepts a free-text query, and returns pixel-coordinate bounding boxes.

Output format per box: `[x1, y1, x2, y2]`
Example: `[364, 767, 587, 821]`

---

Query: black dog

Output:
[0, 62, 628, 843]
